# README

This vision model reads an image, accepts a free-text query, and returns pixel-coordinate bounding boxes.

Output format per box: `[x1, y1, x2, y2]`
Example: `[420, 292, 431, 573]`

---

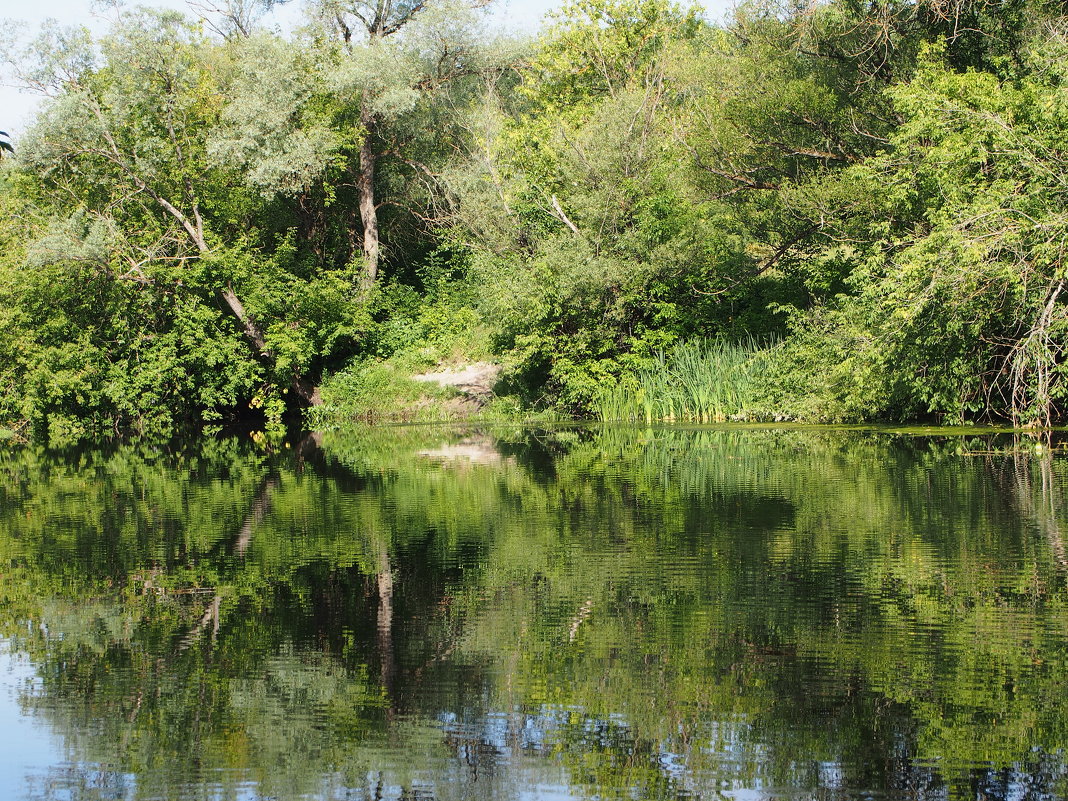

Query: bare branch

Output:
[550, 194, 581, 236]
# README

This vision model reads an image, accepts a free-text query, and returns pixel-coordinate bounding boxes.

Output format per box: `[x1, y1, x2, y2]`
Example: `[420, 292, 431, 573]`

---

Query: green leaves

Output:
[5, 0, 1068, 431]
[526, 0, 699, 110]
[209, 34, 340, 197]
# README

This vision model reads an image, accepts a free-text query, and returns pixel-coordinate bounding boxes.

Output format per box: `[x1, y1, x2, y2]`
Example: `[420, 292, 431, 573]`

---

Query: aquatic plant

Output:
[596, 337, 772, 423]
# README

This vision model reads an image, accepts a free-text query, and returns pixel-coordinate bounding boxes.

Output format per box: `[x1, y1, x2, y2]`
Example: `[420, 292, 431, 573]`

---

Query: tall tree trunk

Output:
[179, 473, 277, 652]
[359, 95, 381, 291]
[376, 546, 395, 707]
[235, 475, 279, 556]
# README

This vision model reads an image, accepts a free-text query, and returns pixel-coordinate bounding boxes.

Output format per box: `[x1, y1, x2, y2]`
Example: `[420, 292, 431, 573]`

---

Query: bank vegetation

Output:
[2, 0, 1068, 440]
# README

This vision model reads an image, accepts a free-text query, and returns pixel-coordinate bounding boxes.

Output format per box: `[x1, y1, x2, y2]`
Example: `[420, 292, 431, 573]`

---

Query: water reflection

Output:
[0, 427, 1067, 799]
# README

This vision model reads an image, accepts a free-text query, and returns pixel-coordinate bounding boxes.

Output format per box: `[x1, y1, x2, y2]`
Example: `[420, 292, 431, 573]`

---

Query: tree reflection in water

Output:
[1, 426, 1068, 800]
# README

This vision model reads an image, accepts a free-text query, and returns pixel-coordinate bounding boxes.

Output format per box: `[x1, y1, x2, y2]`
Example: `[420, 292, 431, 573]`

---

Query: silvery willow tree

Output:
[208, 0, 514, 290]
[13, 10, 326, 417]
[306, 0, 510, 289]
[1, 1, 513, 437]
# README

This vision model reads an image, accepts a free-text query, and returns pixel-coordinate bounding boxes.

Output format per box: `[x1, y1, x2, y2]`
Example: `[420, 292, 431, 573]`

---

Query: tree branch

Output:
[550, 194, 581, 236]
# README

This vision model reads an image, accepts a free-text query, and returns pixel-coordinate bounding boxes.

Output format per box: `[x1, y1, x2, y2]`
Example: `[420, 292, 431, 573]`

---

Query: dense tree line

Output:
[2, 0, 1068, 439]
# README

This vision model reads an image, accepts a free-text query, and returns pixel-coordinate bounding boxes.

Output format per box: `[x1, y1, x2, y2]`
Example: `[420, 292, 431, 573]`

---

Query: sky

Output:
[0, 0, 731, 137]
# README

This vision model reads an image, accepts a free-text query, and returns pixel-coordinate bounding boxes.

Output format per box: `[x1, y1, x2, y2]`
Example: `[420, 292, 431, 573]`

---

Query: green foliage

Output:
[311, 357, 454, 423]
[522, 0, 700, 115]
[757, 38, 1068, 425]
[208, 33, 340, 196]
[6, 0, 1068, 434]
[596, 337, 773, 423]
[448, 0, 1068, 424]
[309, 288, 502, 425]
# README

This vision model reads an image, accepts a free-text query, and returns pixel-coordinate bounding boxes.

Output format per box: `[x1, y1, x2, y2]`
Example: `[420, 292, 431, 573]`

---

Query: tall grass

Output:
[596, 337, 772, 423]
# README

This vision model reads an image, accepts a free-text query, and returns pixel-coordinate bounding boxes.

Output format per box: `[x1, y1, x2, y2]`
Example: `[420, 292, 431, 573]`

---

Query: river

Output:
[0, 425, 1066, 800]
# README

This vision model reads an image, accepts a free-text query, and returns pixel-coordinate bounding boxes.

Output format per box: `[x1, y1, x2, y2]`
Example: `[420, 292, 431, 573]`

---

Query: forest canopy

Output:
[2, 0, 1068, 440]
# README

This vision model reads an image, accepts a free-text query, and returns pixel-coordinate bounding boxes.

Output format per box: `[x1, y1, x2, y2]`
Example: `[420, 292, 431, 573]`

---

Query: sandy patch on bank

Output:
[411, 362, 502, 403]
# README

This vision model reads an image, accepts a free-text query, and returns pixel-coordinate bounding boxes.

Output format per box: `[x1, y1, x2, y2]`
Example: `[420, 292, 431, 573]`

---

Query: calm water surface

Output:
[1, 425, 1067, 800]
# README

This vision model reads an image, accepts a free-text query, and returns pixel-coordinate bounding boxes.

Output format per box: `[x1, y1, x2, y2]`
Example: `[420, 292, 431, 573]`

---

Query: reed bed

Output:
[596, 337, 771, 423]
